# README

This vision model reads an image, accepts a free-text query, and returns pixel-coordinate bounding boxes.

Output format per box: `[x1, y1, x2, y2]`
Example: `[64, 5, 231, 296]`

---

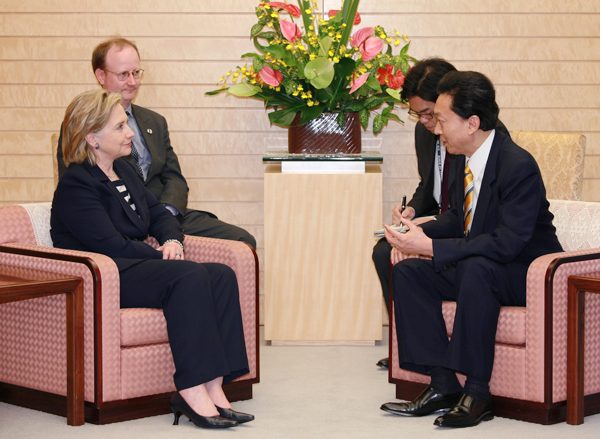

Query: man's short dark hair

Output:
[436, 71, 499, 131]
[400, 58, 457, 102]
[91, 37, 140, 72]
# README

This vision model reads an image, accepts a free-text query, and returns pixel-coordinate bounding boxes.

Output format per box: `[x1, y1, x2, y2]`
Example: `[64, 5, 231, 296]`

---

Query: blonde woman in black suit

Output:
[51, 89, 254, 429]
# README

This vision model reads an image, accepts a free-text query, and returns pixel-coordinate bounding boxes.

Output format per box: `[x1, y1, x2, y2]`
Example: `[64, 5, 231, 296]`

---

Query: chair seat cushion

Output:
[121, 308, 168, 347]
[442, 302, 526, 346]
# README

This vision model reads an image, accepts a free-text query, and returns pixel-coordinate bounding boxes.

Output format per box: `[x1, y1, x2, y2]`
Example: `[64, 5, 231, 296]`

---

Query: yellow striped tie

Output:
[464, 164, 474, 235]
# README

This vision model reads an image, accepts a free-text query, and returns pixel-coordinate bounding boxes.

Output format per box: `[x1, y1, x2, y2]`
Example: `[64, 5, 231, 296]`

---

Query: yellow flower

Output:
[241, 66, 246, 72]
[307, 100, 314, 106]
[301, 93, 308, 99]
[341, 23, 347, 28]
[286, 44, 293, 50]
[333, 57, 340, 63]
[403, 34, 409, 42]
[387, 37, 392, 43]
[328, 50, 334, 57]
[379, 33, 386, 39]
[251, 79, 256, 84]
[276, 87, 280, 91]
[297, 85, 304, 91]
[219, 77, 224, 81]
[293, 91, 299, 96]
[305, 9, 311, 14]
[268, 22, 273, 27]
[395, 30, 401, 36]
[263, 4, 270, 9]
[366, 63, 372, 68]
[271, 12, 278, 18]
[310, 53, 317, 60]
[309, 25, 314, 30]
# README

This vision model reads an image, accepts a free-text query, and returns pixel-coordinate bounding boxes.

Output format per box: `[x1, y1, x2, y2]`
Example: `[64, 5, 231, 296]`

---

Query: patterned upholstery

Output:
[511, 130, 586, 201]
[0, 203, 258, 410]
[390, 199, 600, 417]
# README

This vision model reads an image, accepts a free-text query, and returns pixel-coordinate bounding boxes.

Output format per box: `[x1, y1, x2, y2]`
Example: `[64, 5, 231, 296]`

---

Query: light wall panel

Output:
[1, 0, 599, 325]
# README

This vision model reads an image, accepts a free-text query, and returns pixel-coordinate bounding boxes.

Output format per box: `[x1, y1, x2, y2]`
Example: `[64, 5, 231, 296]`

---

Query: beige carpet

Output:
[1, 328, 599, 439]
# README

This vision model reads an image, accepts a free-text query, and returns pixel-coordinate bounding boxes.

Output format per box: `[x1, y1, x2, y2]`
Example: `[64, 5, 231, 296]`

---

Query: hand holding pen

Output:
[392, 195, 415, 225]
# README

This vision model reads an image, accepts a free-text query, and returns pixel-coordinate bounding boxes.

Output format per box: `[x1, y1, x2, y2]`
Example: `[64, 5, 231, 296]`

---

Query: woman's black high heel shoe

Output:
[216, 406, 255, 424]
[171, 392, 238, 429]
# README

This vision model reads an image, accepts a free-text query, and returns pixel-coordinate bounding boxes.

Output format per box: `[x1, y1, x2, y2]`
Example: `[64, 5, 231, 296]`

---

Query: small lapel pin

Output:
[147, 129, 153, 134]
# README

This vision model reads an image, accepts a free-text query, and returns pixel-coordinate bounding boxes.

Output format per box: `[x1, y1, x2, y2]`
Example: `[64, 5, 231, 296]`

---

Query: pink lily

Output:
[280, 19, 302, 44]
[350, 27, 383, 62]
[350, 71, 370, 94]
[259, 65, 283, 86]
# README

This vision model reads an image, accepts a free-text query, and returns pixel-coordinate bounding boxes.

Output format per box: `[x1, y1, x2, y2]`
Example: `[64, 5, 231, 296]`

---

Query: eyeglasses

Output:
[104, 68, 145, 81]
[408, 109, 435, 122]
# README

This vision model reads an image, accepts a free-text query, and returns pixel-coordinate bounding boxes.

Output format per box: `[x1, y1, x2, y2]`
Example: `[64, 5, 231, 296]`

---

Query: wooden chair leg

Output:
[567, 278, 587, 425]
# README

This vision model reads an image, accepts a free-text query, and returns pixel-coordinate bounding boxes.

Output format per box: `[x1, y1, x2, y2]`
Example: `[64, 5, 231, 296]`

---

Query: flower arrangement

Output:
[206, 0, 416, 135]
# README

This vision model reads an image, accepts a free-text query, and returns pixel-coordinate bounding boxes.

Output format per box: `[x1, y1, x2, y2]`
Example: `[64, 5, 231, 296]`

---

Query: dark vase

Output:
[288, 112, 361, 154]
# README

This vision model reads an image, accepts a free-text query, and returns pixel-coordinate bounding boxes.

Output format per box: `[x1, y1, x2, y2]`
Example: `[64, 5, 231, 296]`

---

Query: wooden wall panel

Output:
[1, 0, 599, 325]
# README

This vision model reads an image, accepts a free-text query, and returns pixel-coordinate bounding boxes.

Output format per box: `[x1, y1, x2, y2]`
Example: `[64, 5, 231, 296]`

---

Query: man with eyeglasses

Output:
[57, 37, 256, 248]
[372, 58, 508, 369]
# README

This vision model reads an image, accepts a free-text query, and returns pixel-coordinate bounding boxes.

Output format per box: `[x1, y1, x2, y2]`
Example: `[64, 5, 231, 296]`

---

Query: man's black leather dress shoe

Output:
[433, 393, 494, 428]
[381, 386, 462, 416]
[376, 357, 389, 369]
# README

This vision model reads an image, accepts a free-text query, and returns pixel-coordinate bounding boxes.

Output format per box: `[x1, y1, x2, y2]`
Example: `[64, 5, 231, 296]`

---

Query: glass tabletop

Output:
[263, 150, 383, 162]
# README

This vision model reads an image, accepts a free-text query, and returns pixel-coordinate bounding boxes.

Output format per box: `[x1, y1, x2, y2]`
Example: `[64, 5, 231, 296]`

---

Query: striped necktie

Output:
[464, 163, 474, 235]
[125, 111, 144, 176]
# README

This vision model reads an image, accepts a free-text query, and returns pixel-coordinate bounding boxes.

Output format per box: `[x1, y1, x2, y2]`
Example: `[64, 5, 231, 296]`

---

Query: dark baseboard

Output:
[0, 380, 254, 425]
[393, 380, 600, 425]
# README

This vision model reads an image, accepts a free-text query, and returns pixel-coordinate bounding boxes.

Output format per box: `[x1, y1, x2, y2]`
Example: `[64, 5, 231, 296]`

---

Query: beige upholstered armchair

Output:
[389, 200, 600, 424]
[0, 203, 259, 424]
[511, 130, 586, 200]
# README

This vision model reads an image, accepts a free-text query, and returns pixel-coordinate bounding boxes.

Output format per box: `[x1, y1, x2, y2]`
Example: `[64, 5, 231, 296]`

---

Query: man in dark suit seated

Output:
[372, 59, 508, 369]
[380, 71, 562, 428]
[56, 37, 256, 248]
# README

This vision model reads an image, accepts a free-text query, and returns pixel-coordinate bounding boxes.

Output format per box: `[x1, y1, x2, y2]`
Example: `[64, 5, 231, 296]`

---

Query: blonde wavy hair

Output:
[62, 89, 122, 167]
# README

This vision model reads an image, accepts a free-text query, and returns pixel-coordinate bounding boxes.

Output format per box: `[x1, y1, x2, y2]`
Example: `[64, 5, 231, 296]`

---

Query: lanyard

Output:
[436, 138, 443, 206]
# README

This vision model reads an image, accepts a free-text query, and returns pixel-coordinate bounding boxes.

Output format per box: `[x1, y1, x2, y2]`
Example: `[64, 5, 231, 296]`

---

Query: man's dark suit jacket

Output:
[421, 129, 563, 270]
[51, 158, 184, 272]
[57, 104, 195, 217]
[407, 120, 509, 217]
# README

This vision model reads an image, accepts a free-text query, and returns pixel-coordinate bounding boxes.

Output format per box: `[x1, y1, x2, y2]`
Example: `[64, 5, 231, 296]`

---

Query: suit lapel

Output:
[87, 162, 148, 234]
[470, 137, 500, 237]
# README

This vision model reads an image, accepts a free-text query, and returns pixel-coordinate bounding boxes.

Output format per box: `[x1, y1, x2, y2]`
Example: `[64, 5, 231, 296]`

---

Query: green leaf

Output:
[386, 113, 402, 123]
[364, 96, 385, 110]
[241, 52, 258, 59]
[304, 57, 335, 89]
[367, 76, 382, 92]
[227, 83, 261, 97]
[204, 88, 228, 96]
[268, 107, 300, 127]
[400, 58, 410, 76]
[386, 88, 401, 100]
[337, 112, 346, 128]
[347, 101, 365, 112]
[284, 80, 298, 95]
[258, 31, 277, 41]
[373, 114, 384, 135]
[253, 57, 265, 74]
[319, 36, 333, 57]
[299, 105, 326, 125]
[400, 41, 411, 56]
[251, 23, 264, 38]
[358, 108, 370, 129]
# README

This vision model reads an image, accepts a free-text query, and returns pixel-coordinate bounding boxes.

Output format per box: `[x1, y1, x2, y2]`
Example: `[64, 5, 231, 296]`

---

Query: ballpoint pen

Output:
[401, 195, 407, 214]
